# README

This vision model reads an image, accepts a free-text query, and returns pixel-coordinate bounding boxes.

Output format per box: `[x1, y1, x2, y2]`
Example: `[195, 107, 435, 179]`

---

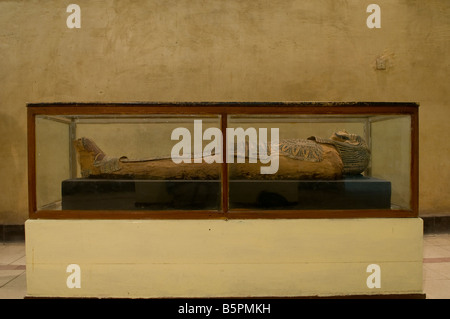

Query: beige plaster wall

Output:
[1, 0, 450, 223]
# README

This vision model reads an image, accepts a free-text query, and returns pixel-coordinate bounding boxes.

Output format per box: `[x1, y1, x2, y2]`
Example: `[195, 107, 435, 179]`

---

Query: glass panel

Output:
[35, 115, 222, 211]
[36, 116, 70, 210]
[371, 115, 411, 209]
[227, 114, 411, 211]
[35, 112, 413, 213]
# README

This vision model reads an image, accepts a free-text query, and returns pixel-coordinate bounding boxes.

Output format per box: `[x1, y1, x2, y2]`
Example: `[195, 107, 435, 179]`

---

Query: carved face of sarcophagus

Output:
[308, 130, 371, 176]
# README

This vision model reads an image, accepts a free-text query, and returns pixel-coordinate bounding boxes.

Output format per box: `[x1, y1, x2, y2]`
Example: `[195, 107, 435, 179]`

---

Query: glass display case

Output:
[27, 102, 419, 219]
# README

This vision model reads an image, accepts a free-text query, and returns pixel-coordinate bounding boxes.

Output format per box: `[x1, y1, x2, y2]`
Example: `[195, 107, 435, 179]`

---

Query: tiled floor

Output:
[422, 233, 450, 299]
[1, 234, 450, 299]
[0, 242, 26, 299]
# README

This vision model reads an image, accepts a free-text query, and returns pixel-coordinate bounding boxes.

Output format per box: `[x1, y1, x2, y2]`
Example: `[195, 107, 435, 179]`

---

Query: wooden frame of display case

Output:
[27, 102, 419, 219]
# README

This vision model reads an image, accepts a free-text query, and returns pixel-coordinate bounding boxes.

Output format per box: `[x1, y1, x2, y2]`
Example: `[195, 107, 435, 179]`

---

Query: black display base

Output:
[229, 175, 391, 210]
[61, 175, 391, 211]
[61, 179, 222, 210]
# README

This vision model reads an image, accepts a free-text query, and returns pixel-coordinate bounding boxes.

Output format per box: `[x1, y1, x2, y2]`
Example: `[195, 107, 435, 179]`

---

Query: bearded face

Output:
[327, 130, 370, 175]
[330, 130, 364, 146]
